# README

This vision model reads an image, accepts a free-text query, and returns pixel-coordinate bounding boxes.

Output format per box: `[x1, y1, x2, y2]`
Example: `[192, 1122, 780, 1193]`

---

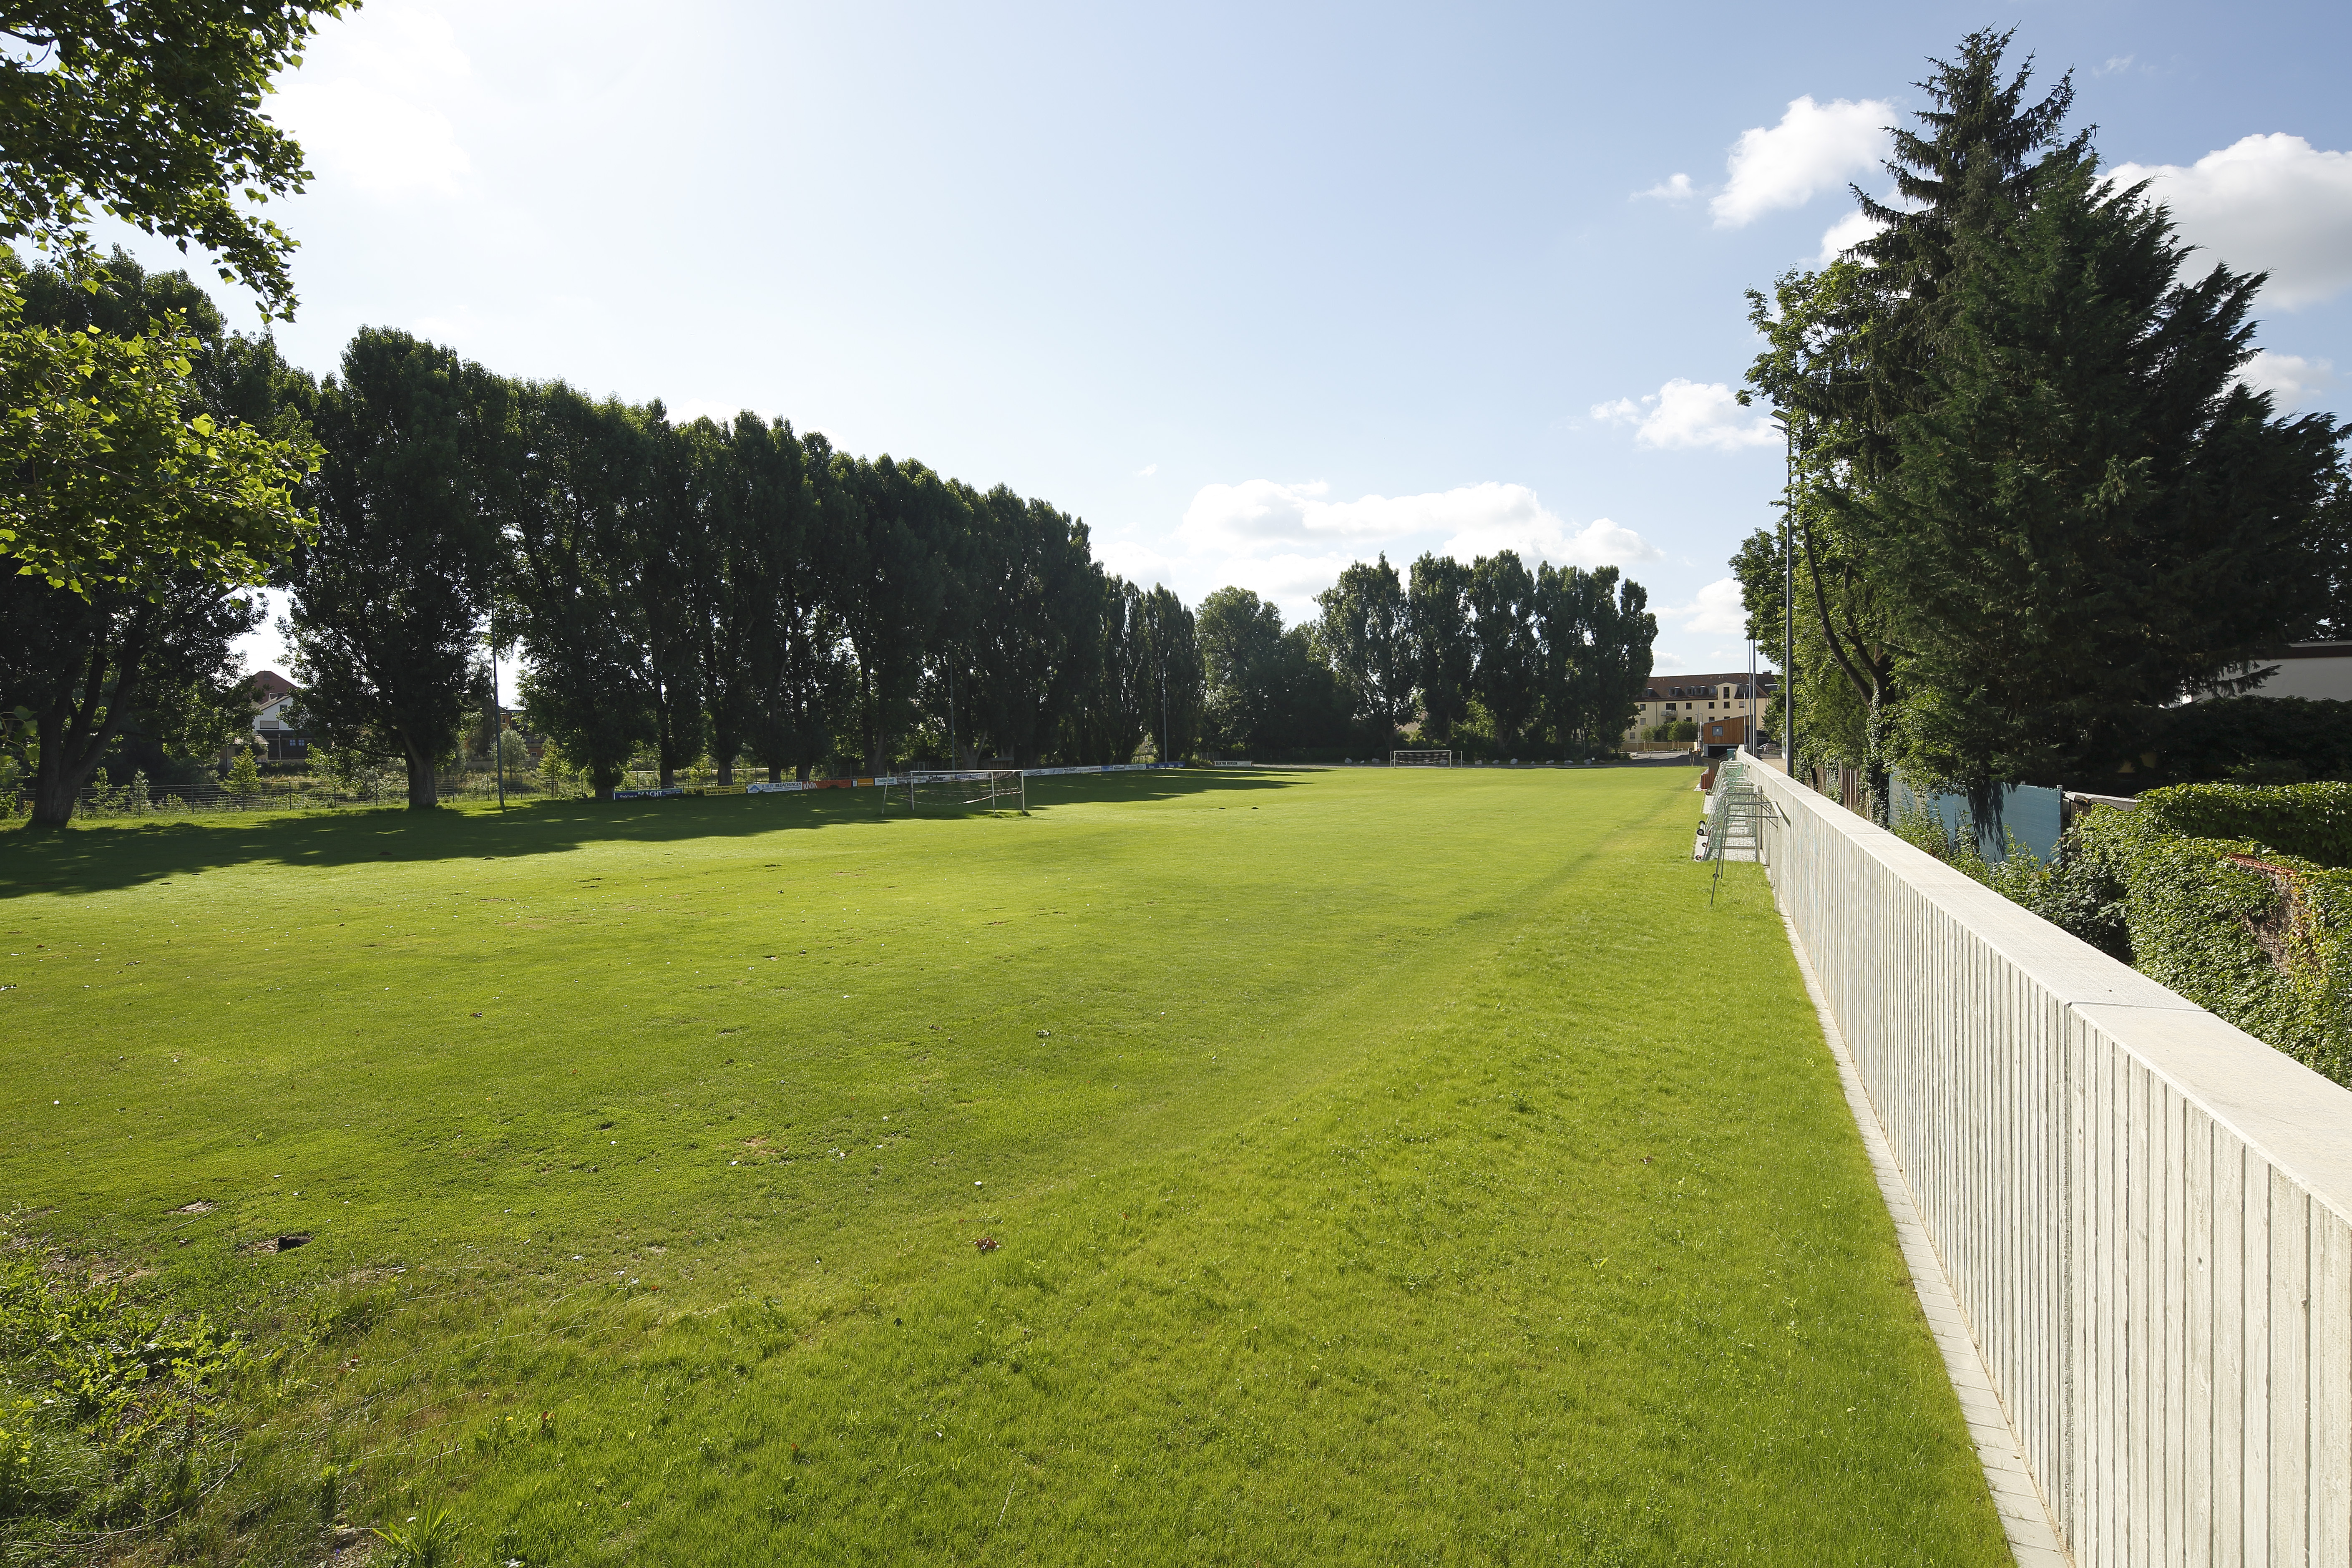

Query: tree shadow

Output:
[0, 769, 1305, 899]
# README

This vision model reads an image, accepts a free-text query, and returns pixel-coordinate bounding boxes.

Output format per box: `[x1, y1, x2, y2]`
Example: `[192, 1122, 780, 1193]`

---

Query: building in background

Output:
[2219, 641, 2352, 702]
[1624, 672, 1774, 747]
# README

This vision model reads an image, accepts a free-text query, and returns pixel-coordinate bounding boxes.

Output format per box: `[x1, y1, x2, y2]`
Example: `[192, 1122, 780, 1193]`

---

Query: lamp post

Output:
[1772, 415, 1797, 784]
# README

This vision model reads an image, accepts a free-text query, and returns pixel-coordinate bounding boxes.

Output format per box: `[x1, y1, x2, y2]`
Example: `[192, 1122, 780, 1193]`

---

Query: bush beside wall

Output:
[2069, 806, 2352, 1087]
[2130, 780, 2352, 868]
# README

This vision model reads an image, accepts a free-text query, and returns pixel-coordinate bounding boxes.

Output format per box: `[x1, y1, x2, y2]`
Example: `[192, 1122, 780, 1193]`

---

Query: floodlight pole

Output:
[1774, 415, 1798, 785]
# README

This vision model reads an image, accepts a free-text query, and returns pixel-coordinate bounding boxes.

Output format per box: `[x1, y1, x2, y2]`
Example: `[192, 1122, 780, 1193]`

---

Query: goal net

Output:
[895, 768, 1026, 815]
[1390, 749, 1454, 767]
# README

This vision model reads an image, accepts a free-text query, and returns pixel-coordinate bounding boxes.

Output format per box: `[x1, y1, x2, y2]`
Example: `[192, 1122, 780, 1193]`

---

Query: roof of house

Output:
[1640, 672, 1777, 699]
[248, 669, 296, 705]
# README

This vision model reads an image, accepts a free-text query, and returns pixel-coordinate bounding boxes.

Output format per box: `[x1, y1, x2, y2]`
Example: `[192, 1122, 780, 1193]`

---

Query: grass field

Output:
[0, 767, 2009, 1565]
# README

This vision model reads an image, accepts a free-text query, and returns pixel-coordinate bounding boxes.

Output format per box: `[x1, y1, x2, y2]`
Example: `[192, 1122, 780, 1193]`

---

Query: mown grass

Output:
[0, 767, 2008, 1564]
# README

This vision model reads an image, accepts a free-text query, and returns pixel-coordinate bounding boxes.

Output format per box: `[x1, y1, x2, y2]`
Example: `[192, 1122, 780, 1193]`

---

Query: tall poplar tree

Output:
[1468, 551, 1538, 755]
[1315, 554, 1411, 735]
[279, 329, 505, 809]
[501, 383, 654, 799]
[1406, 553, 1473, 743]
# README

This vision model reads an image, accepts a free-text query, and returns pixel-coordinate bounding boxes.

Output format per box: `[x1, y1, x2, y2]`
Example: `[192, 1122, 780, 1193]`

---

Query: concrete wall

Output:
[1743, 752, 2352, 1564]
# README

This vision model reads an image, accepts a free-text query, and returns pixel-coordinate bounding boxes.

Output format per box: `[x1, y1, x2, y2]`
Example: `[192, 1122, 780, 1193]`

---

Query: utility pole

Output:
[1777, 417, 1798, 784]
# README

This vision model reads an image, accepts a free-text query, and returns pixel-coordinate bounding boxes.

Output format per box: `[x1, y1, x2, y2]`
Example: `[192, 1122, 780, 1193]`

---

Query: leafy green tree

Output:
[1315, 554, 1411, 735]
[1075, 575, 1151, 765]
[1137, 584, 1202, 763]
[0, 0, 351, 317]
[0, 253, 313, 596]
[0, 567, 259, 824]
[1533, 563, 1655, 753]
[0, 250, 302, 826]
[500, 382, 654, 800]
[1468, 551, 1538, 755]
[1745, 28, 2348, 804]
[966, 488, 1101, 769]
[0, 5, 342, 599]
[279, 329, 508, 809]
[719, 420, 832, 785]
[1406, 553, 1473, 742]
[1197, 586, 1287, 755]
[818, 452, 953, 771]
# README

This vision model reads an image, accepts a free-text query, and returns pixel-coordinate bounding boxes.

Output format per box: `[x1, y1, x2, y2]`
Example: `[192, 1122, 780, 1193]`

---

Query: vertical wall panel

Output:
[1745, 757, 2352, 1564]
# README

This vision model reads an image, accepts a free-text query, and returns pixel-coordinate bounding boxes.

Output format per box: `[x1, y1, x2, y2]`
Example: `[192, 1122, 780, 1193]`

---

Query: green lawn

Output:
[0, 767, 2007, 1565]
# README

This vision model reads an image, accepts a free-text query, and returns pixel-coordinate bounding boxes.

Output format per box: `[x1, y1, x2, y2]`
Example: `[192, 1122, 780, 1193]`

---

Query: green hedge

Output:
[2069, 806, 2352, 1086]
[2132, 781, 2352, 869]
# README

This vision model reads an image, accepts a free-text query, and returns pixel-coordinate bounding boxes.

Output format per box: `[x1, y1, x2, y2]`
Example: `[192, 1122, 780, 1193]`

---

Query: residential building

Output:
[2217, 640, 2352, 703]
[1623, 672, 1775, 745]
[224, 669, 311, 764]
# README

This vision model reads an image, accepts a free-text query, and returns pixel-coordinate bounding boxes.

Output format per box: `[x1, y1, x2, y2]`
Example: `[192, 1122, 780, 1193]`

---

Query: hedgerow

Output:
[1904, 785, 2352, 1085]
[2130, 781, 2352, 868]
[2065, 806, 2352, 1086]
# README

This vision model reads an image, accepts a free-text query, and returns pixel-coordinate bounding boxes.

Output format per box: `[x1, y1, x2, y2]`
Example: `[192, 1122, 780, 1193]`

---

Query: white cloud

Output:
[2097, 54, 2136, 77]
[1179, 479, 1655, 568]
[1662, 577, 1748, 638]
[1592, 379, 1778, 451]
[2109, 135, 2352, 308]
[1136, 463, 1157, 477]
[270, 5, 473, 198]
[1814, 209, 1881, 268]
[1170, 479, 1659, 620]
[1635, 173, 1694, 202]
[2237, 350, 2337, 410]
[1712, 96, 1894, 228]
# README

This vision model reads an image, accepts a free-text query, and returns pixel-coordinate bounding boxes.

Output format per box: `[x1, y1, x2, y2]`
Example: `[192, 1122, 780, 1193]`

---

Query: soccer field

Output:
[0, 768, 2007, 1565]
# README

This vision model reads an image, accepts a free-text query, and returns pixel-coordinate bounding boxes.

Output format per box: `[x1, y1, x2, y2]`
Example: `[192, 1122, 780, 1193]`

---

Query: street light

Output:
[1771, 415, 1797, 785]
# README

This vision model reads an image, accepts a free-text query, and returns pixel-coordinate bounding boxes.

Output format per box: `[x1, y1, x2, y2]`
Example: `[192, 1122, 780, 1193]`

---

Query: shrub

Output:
[2069, 805, 2352, 1085]
[2131, 780, 2352, 868]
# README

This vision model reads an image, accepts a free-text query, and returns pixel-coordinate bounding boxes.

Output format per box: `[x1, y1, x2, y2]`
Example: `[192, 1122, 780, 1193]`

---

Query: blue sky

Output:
[96, 0, 2352, 683]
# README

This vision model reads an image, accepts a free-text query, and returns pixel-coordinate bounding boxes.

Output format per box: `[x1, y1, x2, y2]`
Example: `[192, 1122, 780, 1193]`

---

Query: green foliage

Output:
[224, 745, 261, 798]
[0, 0, 351, 317]
[1314, 554, 1412, 731]
[1740, 30, 2347, 799]
[282, 329, 509, 810]
[2132, 781, 2352, 869]
[373, 1502, 463, 1567]
[0, 279, 317, 597]
[0, 1254, 245, 1543]
[2136, 697, 2352, 790]
[2067, 805, 2352, 1085]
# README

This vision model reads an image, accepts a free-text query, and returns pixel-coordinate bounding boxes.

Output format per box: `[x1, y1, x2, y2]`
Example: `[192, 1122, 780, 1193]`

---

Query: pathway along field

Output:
[0, 768, 2008, 1564]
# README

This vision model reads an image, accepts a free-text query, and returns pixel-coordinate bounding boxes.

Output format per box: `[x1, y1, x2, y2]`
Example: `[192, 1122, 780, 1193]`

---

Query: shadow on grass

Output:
[0, 768, 1305, 898]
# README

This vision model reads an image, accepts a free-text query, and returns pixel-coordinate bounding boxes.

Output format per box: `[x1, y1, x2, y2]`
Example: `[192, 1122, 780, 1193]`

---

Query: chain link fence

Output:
[3, 768, 611, 821]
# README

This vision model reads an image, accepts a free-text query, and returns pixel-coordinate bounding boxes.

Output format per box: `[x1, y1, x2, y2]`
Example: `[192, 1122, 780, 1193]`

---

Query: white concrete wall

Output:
[1742, 753, 2352, 1565]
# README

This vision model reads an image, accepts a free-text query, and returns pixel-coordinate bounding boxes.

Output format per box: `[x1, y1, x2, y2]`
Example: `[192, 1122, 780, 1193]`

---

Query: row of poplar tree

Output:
[1197, 554, 1658, 762]
[4, 247, 1660, 821]
[1732, 32, 2352, 811]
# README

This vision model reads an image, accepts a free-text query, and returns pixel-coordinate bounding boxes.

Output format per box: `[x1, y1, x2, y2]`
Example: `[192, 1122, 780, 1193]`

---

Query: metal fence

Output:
[4, 770, 602, 820]
[1744, 748, 2352, 1564]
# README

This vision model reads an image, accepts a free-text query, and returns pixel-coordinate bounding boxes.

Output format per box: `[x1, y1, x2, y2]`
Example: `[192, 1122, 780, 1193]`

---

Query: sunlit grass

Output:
[0, 767, 2007, 1564]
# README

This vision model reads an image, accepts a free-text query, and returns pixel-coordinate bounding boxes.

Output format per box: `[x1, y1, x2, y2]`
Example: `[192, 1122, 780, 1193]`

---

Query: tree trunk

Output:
[405, 744, 438, 810]
[29, 752, 86, 829]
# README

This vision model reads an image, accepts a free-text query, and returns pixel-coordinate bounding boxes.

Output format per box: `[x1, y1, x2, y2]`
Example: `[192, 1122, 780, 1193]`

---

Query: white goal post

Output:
[895, 768, 1027, 815]
[1390, 750, 1454, 767]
